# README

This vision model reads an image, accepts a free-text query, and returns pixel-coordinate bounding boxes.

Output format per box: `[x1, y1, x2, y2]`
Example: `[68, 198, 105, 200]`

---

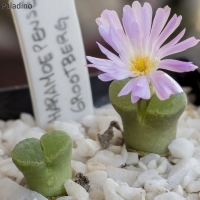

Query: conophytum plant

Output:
[109, 79, 186, 156]
[12, 130, 72, 197]
[87, 1, 199, 155]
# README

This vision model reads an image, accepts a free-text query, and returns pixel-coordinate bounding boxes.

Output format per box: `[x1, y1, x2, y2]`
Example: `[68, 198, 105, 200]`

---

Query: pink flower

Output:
[87, 1, 199, 103]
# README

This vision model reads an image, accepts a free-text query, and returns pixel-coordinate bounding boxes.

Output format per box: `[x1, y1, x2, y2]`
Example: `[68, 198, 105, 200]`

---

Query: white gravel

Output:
[1, 104, 200, 199]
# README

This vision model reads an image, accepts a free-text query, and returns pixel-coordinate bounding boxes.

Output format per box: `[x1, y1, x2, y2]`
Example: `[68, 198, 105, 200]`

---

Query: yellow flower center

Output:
[130, 56, 159, 75]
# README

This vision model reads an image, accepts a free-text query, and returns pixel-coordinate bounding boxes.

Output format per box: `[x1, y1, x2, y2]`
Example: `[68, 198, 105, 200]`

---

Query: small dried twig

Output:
[74, 173, 90, 192]
[98, 121, 124, 149]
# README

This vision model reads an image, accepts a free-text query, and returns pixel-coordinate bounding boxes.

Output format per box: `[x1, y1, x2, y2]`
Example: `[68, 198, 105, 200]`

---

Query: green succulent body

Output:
[12, 130, 72, 197]
[109, 79, 187, 156]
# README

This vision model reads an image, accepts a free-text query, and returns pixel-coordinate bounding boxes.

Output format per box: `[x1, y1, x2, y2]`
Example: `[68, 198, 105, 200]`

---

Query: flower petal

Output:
[149, 71, 183, 100]
[98, 25, 119, 53]
[118, 79, 134, 96]
[133, 76, 151, 99]
[158, 28, 186, 56]
[86, 56, 114, 67]
[97, 42, 126, 68]
[132, 1, 142, 31]
[87, 64, 115, 73]
[105, 10, 123, 31]
[155, 15, 182, 52]
[98, 73, 114, 81]
[159, 37, 199, 59]
[148, 8, 166, 53]
[158, 59, 198, 72]
[141, 2, 152, 45]
[109, 70, 133, 80]
[118, 76, 150, 103]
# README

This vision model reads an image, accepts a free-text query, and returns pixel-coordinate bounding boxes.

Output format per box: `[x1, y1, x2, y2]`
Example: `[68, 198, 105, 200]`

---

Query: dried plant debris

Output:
[98, 121, 124, 149]
[74, 172, 90, 192]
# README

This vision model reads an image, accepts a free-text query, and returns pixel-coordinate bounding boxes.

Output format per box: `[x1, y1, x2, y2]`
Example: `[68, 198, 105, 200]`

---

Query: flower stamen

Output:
[130, 56, 159, 75]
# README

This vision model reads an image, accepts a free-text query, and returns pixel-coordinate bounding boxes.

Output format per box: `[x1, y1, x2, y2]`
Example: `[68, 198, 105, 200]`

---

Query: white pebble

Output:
[71, 149, 88, 163]
[71, 160, 88, 175]
[138, 161, 148, 171]
[85, 170, 107, 192]
[87, 162, 106, 172]
[146, 192, 158, 200]
[172, 185, 184, 196]
[81, 115, 97, 128]
[168, 158, 200, 190]
[64, 179, 89, 200]
[187, 118, 200, 132]
[76, 139, 101, 158]
[140, 154, 160, 166]
[144, 179, 169, 194]
[186, 193, 200, 200]
[126, 152, 139, 165]
[115, 184, 145, 199]
[155, 192, 186, 200]
[103, 178, 123, 200]
[0, 149, 5, 156]
[87, 150, 123, 167]
[107, 145, 122, 154]
[0, 178, 47, 200]
[186, 181, 200, 193]
[57, 197, 74, 200]
[106, 165, 140, 186]
[147, 160, 157, 170]
[121, 144, 128, 165]
[47, 121, 84, 141]
[89, 190, 104, 200]
[168, 138, 195, 159]
[20, 113, 35, 127]
[133, 169, 159, 188]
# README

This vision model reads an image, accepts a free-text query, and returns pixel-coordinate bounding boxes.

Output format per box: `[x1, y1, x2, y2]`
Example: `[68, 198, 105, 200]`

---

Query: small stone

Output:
[87, 150, 123, 167]
[0, 178, 47, 200]
[107, 145, 122, 154]
[126, 152, 139, 165]
[144, 179, 169, 194]
[72, 149, 88, 164]
[47, 121, 84, 141]
[81, 115, 98, 128]
[89, 190, 104, 200]
[168, 158, 200, 190]
[125, 165, 144, 172]
[20, 113, 35, 127]
[64, 179, 89, 200]
[76, 139, 101, 158]
[172, 185, 184, 196]
[154, 192, 186, 200]
[186, 181, 200, 193]
[87, 162, 106, 172]
[138, 161, 148, 171]
[186, 193, 200, 200]
[146, 192, 158, 200]
[115, 183, 145, 199]
[168, 138, 195, 159]
[140, 154, 160, 166]
[103, 178, 124, 200]
[85, 170, 107, 192]
[57, 197, 74, 200]
[133, 169, 159, 188]
[147, 160, 157, 170]
[71, 160, 88, 175]
[121, 144, 128, 165]
[106, 165, 140, 186]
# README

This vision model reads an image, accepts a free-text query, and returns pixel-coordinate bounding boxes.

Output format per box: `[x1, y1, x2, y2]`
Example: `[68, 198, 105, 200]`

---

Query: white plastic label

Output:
[10, 0, 93, 127]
